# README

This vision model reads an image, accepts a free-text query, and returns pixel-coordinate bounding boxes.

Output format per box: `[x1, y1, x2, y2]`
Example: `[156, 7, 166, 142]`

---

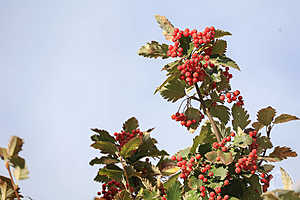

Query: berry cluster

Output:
[171, 112, 204, 127]
[235, 148, 258, 175]
[167, 27, 215, 58]
[177, 54, 213, 85]
[170, 154, 232, 200]
[260, 173, 273, 192]
[223, 67, 233, 81]
[97, 180, 122, 200]
[113, 129, 143, 148]
[219, 90, 244, 106]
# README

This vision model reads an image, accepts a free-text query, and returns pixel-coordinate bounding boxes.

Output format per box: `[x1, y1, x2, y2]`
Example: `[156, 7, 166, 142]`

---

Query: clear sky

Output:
[0, 0, 300, 199]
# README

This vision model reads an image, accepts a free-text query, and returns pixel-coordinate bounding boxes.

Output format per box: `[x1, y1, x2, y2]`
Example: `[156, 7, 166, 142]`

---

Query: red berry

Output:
[171, 155, 176, 161]
[230, 132, 235, 137]
[233, 90, 240, 96]
[195, 154, 201, 160]
[220, 95, 225, 101]
[226, 92, 231, 98]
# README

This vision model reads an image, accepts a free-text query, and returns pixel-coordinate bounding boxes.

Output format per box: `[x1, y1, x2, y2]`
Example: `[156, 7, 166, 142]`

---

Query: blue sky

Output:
[0, 0, 300, 199]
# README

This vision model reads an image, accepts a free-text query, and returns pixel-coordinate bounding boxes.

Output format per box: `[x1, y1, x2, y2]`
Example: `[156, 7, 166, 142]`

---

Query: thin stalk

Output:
[5, 161, 21, 200]
[194, 83, 222, 143]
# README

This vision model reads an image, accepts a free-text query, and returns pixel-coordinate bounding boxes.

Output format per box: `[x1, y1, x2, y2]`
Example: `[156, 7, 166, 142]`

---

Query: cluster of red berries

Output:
[260, 173, 273, 192]
[171, 112, 204, 127]
[223, 67, 233, 81]
[219, 90, 244, 106]
[113, 129, 143, 148]
[171, 154, 231, 200]
[167, 27, 215, 58]
[177, 54, 214, 85]
[97, 180, 122, 200]
[235, 148, 258, 175]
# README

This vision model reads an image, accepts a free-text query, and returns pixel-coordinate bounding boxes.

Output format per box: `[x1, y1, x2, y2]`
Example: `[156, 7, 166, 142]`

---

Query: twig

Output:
[194, 83, 222, 143]
[5, 161, 21, 200]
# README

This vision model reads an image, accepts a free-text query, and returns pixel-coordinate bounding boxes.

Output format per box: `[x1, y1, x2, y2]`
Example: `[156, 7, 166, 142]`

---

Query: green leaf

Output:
[164, 173, 180, 190]
[257, 106, 276, 126]
[166, 181, 181, 200]
[188, 176, 203, 190]
[93, 174, 109, 183]
[98, 168, 123, 182]
[210, 55, 240, 71]
[233, 132, 253, 148]
[154, 15, 175, 41]
[89, 156, 119, 166]
[211, 166, 228, 180]
[183, 190, 201, 200]
[190, 135, 201, 154]
[211, 39, 227, 56]
[210, 105, 231, 125]
[205, 150, 233, 165]
[13, 165, 29, 181]
[91, 141, 118, 155]
[214, 29, 232, 38]
[122, 117, 139, 133]
[7, 136, 23, 157]
[263, 189, 300, 200]
[259, 164, 275, 173]
[160, 78, 187, 103]
[197, 122, 217, 145]
[268, 146, 297, 161]
[138, 41, 169, 59]
[90, 129, 116, 143]
[139, 188, 160, 200]
[175, 147, 191, 159]
[257, 136, 273, 154]
[273, 114, 300, 124]
[280, 167, 293, 190]
[232, 104, 251, 132]
[120, 136, 142, 158]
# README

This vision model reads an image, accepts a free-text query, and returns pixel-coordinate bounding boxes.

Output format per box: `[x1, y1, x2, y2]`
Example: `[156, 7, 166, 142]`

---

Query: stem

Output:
[118, 155, 134, 199]
[258, 125, 273, 166]
[194, 83, 222, 143]
[5, 161, 21, 200]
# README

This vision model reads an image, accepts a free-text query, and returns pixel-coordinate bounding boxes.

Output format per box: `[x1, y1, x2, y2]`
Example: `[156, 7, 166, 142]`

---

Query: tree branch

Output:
[194, 83, 222, 143]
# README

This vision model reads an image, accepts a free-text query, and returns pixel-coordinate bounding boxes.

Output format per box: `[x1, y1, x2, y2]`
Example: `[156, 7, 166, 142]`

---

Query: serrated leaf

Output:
[273, 114, 300, 124]
[252, 122, 264, 131]
[164, 173, 180, 190]
[158, 158, 179, 176]
[183, 190, 201, 200]
[257, 136, 273, 154]
[190, 135, 201, 154]
[280, 167, 293, 190]
[216, 73, 231, 92]
[89, 156, 119, 166]
[160, 78, 187, 103]
[140, 188, 160, 200]
[138, 41, 169, 59]
[13, 165, 29, 181]
[93, 174, 109, 183]
[214, 29, 232, 38]
[210, 105, 231, 125]
[91, 129, 116, 143]
[211, 166, 228, 180]
[210, 55, 240, 71]
[197, 122, 217, 145]
[205, 150, 233, 165]
[120, 136, 142, 158]
[91, 141, 118, 155]
[263, 189, 300, 200]
[259, 164, 275, 173]
[233, 133, 253, 148]
[122, 117, 139, 133]
[211, 39, 227, 56]
[166, 181, 181, 200]
[232, 104, 251, 132]
[154, 15, 175, 41]
[7, 136, 23, 157]
[269, 146, 297, 161]
[257, 106, 276, 126]
[188, 176, 203, 190]
[98, 168, 123, 182]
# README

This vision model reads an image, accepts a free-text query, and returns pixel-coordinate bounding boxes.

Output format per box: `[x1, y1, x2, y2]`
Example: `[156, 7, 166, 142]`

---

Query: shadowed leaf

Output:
[273, 114, 300, 124]
[122, 117, 139, 133]
[257, 106, 276, 126]
[138, 41, 169, 59]
[154, 15, 175, 41]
